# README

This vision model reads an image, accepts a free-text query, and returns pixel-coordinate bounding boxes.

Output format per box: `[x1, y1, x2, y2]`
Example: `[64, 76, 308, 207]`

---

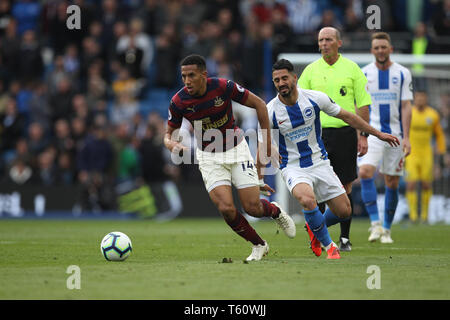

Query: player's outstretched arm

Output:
[336, 109, 400, 147]
[256, 142, 276, 196]
[244, 92, 272, 158]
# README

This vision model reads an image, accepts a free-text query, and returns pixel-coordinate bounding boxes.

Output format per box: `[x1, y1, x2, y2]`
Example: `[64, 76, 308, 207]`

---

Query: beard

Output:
[376, 56, 389, 65]
[278, 84, 292, 97]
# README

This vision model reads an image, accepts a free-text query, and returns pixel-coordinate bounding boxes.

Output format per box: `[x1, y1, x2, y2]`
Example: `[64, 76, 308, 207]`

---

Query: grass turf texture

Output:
[1, 218, 449, 299]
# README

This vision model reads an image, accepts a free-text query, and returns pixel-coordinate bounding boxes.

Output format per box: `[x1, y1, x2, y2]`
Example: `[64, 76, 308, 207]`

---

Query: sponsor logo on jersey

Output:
[214, 97, 224, 107]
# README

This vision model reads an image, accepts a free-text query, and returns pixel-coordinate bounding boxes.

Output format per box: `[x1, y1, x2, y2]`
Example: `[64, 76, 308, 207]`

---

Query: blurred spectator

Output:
[0, 96, 26, 154]
[54, 151, 75, 185]
[0, 80, 10, 114]
[110, 67, 140, 124]
[63, 44, 81, 80]
[52, 118, 75, 156]
[86, 61, 107, 108]
[240, 13, 264, 94]
[48, 76, 74, 122]
[46, 55, 72, 95]
[153, 22, 181, 88]
[11, 0, 41, 36]
[177, 0, 207, 30]
[111, 121, 140, 183]
[317, 9, 343, 31]
[137, 0, 168, 37]
[76, 120, 114, 211]
[117, 17, 153, 79]
[99, 0, 127, 46]
[3, 156, 34, 185]
[0, 0, 12, 37]
[71, 94, 91, 124]
[117, 36, 144, 79]
[271, 4, 295, 58]
[285, 0, 322, 34]
[433, 0, 450, 36]
[139, 123, 171, 184]
[70, 116, 87, 151]
[343, 4, 364, 33]
[35, 149, 57, 186]
[27, 121, 48, 157]
[17, 29, 43, 83]
[28, 82, 51, 133]
[79, 36, 103, 84]
[46, 1, 74, 55]
[0, 18, 20, 86]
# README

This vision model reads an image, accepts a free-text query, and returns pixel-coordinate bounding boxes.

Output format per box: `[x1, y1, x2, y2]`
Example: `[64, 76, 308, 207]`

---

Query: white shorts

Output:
[281, 159, 346, 203]
[197, 140, 258, 193]
[358, 135, 405, 176]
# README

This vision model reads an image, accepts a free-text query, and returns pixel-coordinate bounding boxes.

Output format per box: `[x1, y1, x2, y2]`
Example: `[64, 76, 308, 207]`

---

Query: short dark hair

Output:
[181, 54, 206, 71]
[272, 59, 294, 73]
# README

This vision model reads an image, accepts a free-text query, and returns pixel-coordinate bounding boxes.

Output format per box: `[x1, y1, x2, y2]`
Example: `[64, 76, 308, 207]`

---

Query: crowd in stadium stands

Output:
[0, 0, 449, 210]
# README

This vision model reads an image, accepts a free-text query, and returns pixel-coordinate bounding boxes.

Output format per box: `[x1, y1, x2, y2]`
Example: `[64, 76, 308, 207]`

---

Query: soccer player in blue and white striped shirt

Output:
[358, 32, 413, 244]
[257, 59, 399, 259]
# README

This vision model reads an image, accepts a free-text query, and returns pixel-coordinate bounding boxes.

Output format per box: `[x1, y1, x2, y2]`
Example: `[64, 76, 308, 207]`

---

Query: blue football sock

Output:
[303, 206, 332, 247]
[361, 178, 380, 223]
[383, 187, 398, 230]
[324, 208, 348, 227]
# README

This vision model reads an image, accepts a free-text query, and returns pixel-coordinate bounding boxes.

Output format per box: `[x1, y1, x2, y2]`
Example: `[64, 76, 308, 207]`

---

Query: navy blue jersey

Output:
[168, 78, 250, 151]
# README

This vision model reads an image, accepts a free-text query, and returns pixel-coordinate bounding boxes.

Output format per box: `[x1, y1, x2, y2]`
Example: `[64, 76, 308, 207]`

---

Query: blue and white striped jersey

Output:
[258, 87, 341, 169]
[361, 62, 413, 137]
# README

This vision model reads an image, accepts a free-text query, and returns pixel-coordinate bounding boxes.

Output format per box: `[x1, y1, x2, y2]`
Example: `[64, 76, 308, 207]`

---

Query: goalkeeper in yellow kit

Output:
[405, 91, 446, 223]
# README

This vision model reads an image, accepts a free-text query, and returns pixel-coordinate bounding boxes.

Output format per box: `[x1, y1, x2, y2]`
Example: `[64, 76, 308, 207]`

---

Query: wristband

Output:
[360, 132, 369, 137]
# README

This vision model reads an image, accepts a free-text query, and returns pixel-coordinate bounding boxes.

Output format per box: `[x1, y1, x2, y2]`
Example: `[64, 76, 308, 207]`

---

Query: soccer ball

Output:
[100, 231, 132, 261]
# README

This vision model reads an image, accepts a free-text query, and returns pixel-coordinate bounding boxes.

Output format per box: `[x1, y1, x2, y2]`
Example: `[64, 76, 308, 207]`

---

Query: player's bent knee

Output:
[217, 203, 236, 220]
[298, 197, 317, 211]
[242, 200, 261, 216]
[359, 167, 373, 180]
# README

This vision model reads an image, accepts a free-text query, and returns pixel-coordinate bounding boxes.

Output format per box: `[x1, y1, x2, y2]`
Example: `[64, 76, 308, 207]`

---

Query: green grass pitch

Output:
[1, 218, 449, 300]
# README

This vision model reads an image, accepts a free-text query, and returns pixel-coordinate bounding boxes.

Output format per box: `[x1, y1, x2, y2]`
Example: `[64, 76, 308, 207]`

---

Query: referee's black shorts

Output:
[321, 126, 358, 186]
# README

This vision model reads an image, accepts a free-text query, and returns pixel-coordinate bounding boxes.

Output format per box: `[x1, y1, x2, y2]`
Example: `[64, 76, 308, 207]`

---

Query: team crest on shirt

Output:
[303, 106, 314, 120]
[214, 97, 224, 107]
[426, 117, 432, 125]
[392, 76, 399, 84]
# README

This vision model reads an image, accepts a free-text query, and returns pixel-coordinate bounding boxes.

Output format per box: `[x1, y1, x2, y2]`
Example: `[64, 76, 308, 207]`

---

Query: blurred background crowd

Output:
[0, 0, 449, 212]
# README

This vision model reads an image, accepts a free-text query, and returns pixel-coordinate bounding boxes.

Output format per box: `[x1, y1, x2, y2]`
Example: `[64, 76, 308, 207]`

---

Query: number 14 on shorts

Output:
[241, 161, 254, 171]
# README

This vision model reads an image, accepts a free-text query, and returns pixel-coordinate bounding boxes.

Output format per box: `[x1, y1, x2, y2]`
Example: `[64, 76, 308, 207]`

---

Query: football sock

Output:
[383, 187, 398, 230]
[421, 188, 432, 222]
[303, 206, 332, 247]
[260, 199, 280, 218]
[340, 193, 353, 239]
[324, 208, 349, 227]
[406, 190, 418, 222]
[361, 178, 380, 223]
[226, 210, 265, 246]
